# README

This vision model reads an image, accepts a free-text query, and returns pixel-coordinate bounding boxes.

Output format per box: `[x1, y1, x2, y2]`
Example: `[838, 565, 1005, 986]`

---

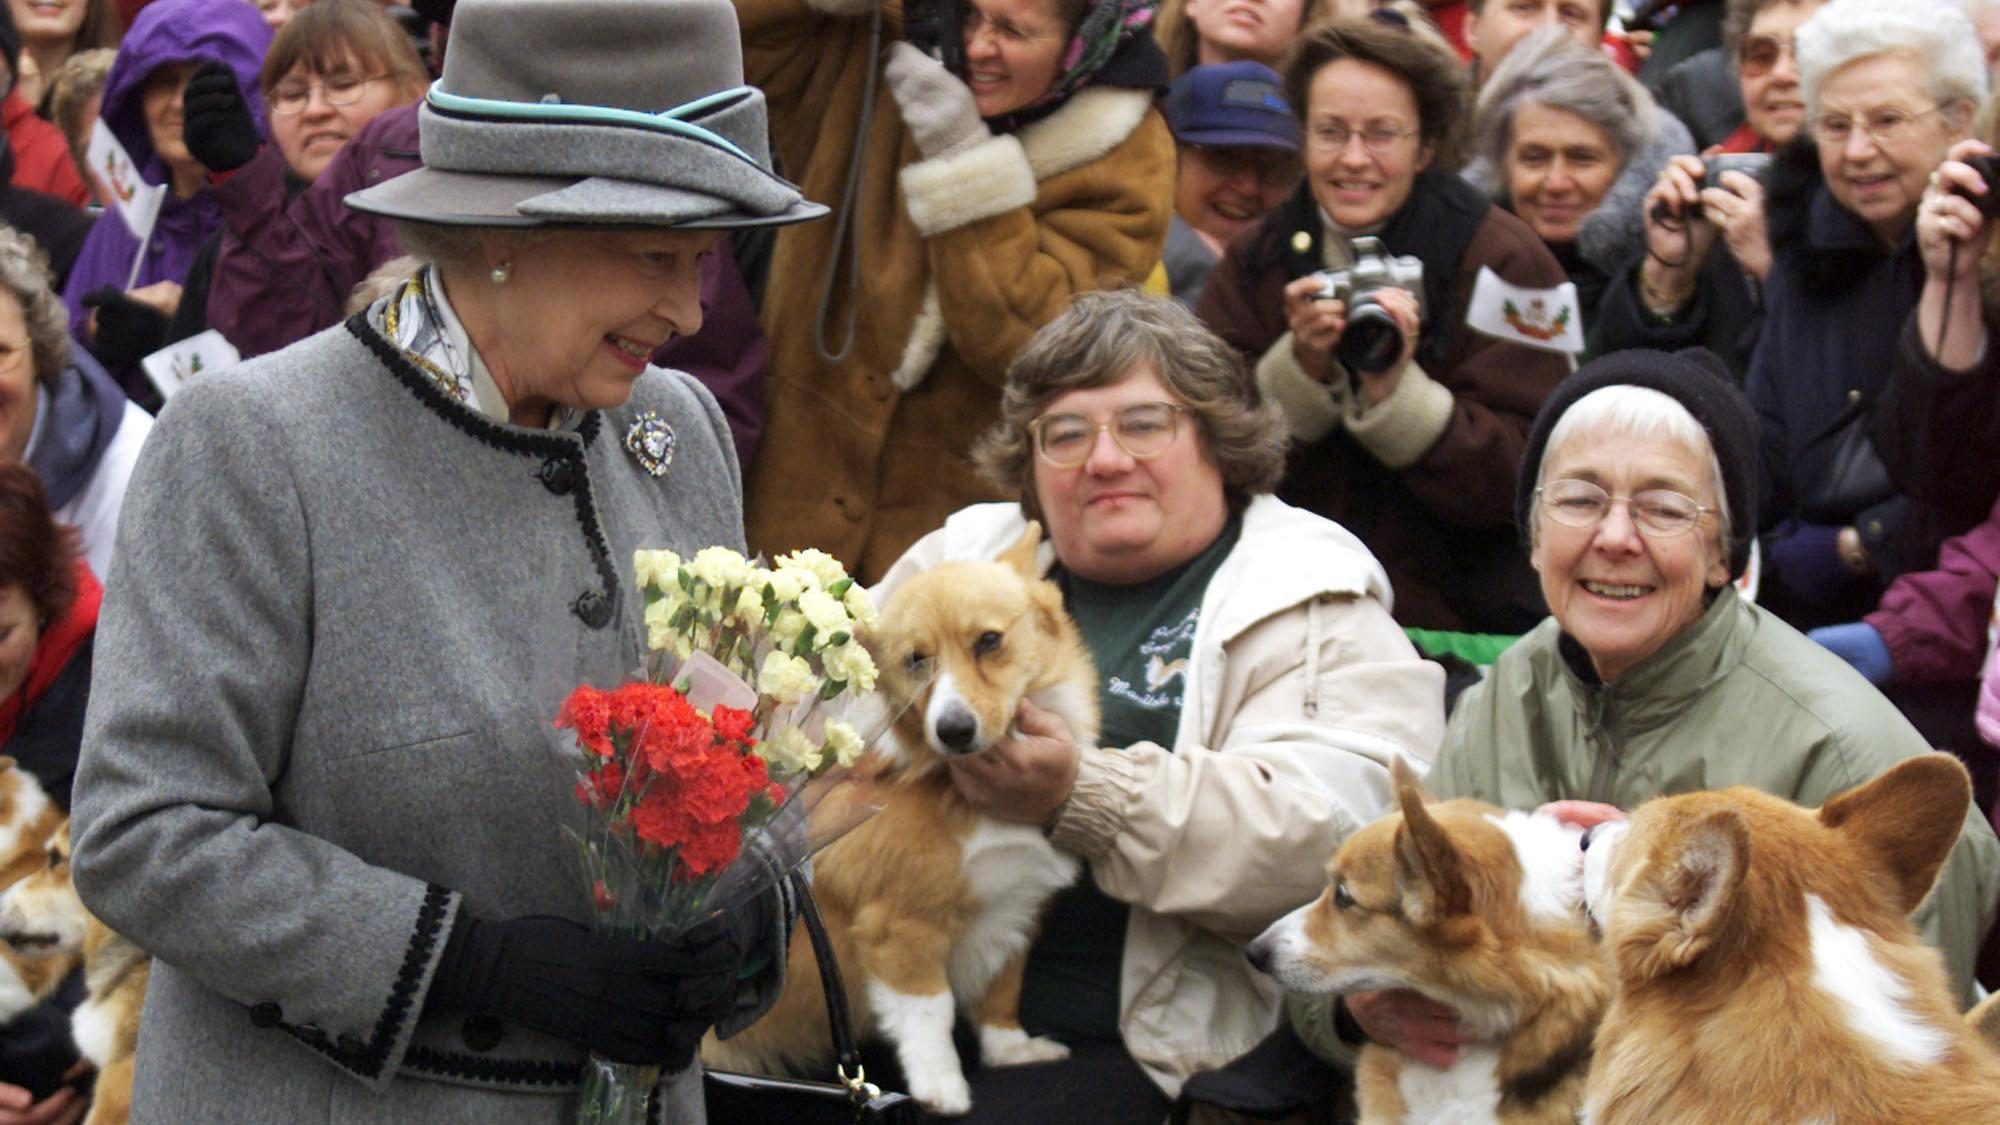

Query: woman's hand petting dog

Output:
[946, 699, 1080, 829]
[0, 1079, 85, 1125]
[1344, 989, 1470, 1069]
[1536, 800, 1626, 831]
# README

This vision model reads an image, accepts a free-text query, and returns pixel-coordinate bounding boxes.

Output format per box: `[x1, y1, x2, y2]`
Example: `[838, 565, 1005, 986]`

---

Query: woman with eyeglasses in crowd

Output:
[1725, 0, 1984, 633]
[1196, 15, 1571, 637]
[1594, 0, 1827, 379]
[159, 0, 426, 345]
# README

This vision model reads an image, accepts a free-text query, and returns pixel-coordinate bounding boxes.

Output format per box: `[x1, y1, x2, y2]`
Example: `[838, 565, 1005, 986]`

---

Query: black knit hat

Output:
[1516, 347, 1760, 577]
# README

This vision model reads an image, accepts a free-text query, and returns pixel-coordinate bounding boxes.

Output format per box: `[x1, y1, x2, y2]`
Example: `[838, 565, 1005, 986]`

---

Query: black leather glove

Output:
[426, 911, 755, 1068]
[79, 287, 169, 371]
[181, 60, 260, 173]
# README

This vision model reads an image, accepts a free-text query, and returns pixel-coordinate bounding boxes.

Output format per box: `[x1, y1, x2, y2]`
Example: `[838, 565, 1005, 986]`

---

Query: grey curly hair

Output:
[1471, 25, 1655, 185]
[0, 226, 73, 387]
[972, 289, 1286, 520]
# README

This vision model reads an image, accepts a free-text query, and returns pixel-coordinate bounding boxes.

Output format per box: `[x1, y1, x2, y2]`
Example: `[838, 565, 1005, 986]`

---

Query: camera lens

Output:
[1337, 300, 1403, 375]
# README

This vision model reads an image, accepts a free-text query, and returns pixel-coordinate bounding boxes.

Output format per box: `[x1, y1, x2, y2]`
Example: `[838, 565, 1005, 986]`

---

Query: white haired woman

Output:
[1740, 0, 1985, 632]
[872, 289, 1443, 1120]
[1289, 346, 2000, 1074]
[66, 0, 825, 1121]
[1465, 25, 1691, 340]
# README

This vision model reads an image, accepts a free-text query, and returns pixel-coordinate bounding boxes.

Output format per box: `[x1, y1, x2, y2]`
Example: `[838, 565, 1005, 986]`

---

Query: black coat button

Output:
[248, 1001, 283, 1028]
[539, 458, 580, 495]
[572, 590, 613, 628]
[462, 1015, 506, 1053]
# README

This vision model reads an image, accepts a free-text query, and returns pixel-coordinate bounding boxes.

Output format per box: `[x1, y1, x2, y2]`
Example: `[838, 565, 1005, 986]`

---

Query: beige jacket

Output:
[874, 497, 1445, 1094]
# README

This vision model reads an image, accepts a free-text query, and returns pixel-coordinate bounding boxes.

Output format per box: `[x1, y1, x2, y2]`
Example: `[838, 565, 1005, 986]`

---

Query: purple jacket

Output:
[60, 0, 271, 402]
[1867, 493, 2000, 686]
[204, 102, 771, 467]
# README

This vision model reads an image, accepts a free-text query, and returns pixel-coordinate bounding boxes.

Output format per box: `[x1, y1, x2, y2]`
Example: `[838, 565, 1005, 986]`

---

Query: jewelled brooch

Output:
[624, 411, 676, 478]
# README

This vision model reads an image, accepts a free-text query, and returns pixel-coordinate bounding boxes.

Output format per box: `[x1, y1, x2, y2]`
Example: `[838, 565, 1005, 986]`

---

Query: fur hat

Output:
[1516, 347, 1760, 577]
[346, 0, 824, 229]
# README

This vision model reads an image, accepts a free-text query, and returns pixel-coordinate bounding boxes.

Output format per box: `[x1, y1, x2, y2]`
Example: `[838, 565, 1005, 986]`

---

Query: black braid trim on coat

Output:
[343, 313, 619, 628]
[401, 1045, 584, 1087]
[281, 883, 453, 1079]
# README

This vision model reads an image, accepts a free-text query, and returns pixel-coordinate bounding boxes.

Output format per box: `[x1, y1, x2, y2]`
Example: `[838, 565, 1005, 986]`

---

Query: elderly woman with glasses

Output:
[872, 288, 1443, 1118]
[1732, 0, 1985, 634]
[1288, 346, 2000, 1077]
[1197, 16, 1572, 638]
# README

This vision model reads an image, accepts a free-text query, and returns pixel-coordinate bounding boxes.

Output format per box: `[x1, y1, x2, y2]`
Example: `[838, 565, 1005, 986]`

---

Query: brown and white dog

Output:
[1580, 755, 2000, 1125]
[707, 523, 1098, 1114]
[0, 760, 72, 1023]
[0, 821, 151, 1125]
[1246, 758, 1607, 1124]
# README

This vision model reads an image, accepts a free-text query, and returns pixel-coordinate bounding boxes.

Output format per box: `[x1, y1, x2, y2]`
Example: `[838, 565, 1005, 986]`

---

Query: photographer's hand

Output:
[1702, 170, 1772, 284]
[1283, 274, 1344, 384]
[1639, 155, 1717, 314]
[1917, 138, 1995, 370]
[1352, 286, 1420, 406]
[882, 42, 989, 160]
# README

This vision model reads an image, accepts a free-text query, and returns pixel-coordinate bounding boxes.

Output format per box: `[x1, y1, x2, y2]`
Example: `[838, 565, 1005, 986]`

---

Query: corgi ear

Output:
[1818, 754, 1969, 916]
[1390, 756, 1431, 806]
[998, 521, 1044, 580]
[1394, 782, 1472, 925]
[1631, 808, 1748, 977]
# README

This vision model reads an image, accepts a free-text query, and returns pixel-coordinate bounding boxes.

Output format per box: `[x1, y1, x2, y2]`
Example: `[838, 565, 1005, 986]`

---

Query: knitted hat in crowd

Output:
[1515, 347, 1760, 578]
[346, 0, 824, 229]
[1162, 61, 1299, 151]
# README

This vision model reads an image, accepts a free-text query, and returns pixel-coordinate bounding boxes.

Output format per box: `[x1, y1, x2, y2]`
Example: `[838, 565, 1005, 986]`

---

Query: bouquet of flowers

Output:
[555, 546, 892, 1125]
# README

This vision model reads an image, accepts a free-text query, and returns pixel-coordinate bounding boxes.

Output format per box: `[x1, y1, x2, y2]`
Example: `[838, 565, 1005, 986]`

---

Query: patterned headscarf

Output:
[1028, 0, 1160, 110]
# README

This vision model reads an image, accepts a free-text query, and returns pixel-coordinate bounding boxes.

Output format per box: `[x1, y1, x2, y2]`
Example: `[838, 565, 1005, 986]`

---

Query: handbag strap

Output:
[787, 869, 880, 1101]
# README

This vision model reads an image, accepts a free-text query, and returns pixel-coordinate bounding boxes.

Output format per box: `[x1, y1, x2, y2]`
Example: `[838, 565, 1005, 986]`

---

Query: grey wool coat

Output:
[69, 316, 788, 1123]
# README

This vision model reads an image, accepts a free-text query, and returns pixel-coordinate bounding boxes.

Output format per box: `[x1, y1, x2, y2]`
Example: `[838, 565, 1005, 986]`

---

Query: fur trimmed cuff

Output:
[1256, 333, 1343, 445]
[799, 0, 875, 14]
[1046, 745, 1137, 858]
[1342, 360, 1453, 470]
[900, 133, 1037, 237]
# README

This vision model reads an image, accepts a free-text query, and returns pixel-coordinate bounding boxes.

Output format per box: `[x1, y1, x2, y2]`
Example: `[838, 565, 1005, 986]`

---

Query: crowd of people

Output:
[0, 0, 1996, 1119]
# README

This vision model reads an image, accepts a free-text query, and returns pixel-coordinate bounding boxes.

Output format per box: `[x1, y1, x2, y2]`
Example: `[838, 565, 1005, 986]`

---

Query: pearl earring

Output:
[490, 262, 513, 284]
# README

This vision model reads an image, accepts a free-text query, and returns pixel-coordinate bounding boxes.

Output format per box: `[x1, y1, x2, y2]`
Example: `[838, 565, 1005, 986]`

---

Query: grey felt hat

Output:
[346, 0, 825, 229]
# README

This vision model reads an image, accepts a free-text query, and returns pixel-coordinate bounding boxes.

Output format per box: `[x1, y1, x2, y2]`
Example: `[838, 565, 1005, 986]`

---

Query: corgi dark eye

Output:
[45, 846, 60, 868]
[1333, 881, 1356, 910]
[905, 651, 929, 672]
[973, 631, 1002, 657]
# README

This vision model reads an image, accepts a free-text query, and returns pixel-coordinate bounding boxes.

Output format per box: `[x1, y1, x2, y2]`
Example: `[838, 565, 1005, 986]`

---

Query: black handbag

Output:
[703, 872, 917, 1124]
[1798, 396, 1895, 524]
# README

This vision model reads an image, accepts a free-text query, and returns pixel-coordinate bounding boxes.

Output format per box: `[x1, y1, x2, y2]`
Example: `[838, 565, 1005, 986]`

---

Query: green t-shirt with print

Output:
[1018, 515, 1242, 1041]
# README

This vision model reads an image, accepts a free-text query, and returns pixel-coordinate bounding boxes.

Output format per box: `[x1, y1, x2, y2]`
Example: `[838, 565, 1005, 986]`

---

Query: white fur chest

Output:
[1393, 1045, 1503, 1125]
[71, 992, 119, 1068]
[946, 820, 1080, 1002]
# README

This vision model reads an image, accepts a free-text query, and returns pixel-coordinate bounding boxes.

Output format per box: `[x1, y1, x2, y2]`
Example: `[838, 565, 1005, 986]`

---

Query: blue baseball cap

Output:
[1162, 61, 1300, 152]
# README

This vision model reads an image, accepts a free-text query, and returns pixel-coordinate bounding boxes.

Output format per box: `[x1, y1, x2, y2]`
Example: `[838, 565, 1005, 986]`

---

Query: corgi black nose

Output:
[1244, 937, 1271, 974]
[935, 709, 979, 752]
[1580, 825, 1596, 852]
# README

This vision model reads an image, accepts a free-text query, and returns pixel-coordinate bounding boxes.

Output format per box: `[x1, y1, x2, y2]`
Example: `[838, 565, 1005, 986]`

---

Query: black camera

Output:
[1952, 153, 2000, 218]
[1311, 236, 1425, 376]
[903, 0, 967, 79]
[1650, 152, 1773, 224]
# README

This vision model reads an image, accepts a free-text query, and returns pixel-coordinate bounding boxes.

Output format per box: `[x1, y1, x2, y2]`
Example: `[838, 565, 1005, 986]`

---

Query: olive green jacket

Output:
[1291, 586, 2000, 1063]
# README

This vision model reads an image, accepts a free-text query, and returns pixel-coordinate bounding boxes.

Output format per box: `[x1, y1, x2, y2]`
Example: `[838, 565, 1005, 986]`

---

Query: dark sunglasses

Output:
[1737, 34, 1795, 78]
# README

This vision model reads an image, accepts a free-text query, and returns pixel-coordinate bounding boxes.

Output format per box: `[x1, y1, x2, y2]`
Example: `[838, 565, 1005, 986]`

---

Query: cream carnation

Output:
[757, 650, 820, 703]
[822, 721, 864, 768]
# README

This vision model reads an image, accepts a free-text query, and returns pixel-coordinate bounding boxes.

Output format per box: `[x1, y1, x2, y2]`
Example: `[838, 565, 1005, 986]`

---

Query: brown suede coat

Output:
[737, 0, 1173, 581]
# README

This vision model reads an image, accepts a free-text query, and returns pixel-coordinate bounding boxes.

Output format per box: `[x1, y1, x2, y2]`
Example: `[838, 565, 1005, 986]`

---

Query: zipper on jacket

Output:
[1582, 690, 1619, 805]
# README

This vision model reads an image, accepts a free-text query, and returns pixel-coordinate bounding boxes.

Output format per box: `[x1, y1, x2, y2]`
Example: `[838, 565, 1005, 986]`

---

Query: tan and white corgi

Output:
[0, 822, 151, 1125]
[0, 760, 73, 1023]
[1246, 757, 1608, 1125]
[707, 523, 1098, 1115]
[1581, 754, 2000, 1125]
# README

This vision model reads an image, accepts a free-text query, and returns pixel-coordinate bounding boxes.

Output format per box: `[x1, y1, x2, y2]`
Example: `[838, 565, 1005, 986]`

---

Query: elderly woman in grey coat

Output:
[1464, 25, 1693, 342]
[65, 0, 824, 1121]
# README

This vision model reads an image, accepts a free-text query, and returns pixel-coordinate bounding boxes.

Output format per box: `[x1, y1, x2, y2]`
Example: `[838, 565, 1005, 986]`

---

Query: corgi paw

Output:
[978, 1024, 1071, 1067]
[907, 1068, 973, 1116]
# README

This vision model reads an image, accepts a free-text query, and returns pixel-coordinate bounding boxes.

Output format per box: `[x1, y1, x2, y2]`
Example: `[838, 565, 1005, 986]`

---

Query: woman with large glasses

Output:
[1288, 346, 2000, 1082]
[1595, 0, 1827, 379]
[872, 289, 1443, 1120]
[1196, 15, 1571, 637]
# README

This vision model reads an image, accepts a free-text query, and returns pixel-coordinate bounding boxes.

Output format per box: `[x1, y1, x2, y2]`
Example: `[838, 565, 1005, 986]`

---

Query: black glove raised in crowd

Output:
[181, 60, 261, 173]
[426, 905, 767, 1069]
[78, 287, 169, 372]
